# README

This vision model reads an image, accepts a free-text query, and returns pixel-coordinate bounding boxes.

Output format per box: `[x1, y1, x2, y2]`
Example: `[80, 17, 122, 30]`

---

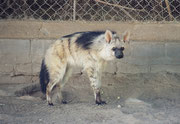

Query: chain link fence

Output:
[0, 0, 180, 21]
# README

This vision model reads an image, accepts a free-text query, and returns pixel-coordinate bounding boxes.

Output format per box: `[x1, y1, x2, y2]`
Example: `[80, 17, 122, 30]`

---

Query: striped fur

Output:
[39, 30, 130, 105]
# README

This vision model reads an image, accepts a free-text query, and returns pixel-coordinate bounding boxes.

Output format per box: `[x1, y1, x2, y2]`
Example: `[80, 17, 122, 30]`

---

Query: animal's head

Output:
[99, 30, 130, 61]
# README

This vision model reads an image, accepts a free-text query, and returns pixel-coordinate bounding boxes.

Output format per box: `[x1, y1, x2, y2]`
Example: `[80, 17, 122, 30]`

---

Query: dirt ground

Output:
[0, 72, 180, 124]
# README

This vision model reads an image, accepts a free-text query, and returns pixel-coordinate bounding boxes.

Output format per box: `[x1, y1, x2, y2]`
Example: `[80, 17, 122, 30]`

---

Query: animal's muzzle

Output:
[115, 47, 124, 59]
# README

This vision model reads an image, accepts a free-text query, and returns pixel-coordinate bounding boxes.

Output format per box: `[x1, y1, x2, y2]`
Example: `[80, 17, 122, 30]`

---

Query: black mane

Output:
[76, 31, 105, 49]
[62, 31, 116, 49]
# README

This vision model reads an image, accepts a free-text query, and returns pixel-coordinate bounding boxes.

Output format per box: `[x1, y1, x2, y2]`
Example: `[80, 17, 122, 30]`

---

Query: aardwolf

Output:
[40, 30, 130, 105]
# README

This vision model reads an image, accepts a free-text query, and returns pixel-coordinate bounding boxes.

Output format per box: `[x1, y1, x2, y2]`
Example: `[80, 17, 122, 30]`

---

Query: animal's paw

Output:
[96, 100, 107, 105]
[48, 102, 54, 106]
[62, 100, 67, 104]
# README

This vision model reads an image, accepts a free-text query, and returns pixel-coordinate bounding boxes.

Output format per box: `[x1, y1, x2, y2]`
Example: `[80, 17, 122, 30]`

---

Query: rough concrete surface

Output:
[0, 21, 180, 42]
[0, 39, 180, 84]
[0, 72, 180, 124]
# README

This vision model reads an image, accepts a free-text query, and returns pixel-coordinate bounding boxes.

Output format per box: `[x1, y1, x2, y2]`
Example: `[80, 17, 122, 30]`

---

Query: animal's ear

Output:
[105, 30, 113, 43]
[123, 31, 130, 43]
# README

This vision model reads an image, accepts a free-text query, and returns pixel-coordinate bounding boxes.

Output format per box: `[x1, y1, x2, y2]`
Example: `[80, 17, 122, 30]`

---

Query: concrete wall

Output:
[0, 21, 180, 84]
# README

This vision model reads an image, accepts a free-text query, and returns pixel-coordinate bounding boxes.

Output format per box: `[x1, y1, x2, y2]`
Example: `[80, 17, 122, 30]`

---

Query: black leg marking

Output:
[48, 102, 54, 106]
[62, 100, 67, 104]
[96, 101, 106, 105]
[95, 91, 106, 105]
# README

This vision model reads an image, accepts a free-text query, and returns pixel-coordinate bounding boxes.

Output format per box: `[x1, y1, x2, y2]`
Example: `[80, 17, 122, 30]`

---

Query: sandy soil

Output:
[0, 72, 180, 124]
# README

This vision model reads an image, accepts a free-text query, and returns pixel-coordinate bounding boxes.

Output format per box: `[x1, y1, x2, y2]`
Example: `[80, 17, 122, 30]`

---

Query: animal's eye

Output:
[112, 47, 116, 51]
[120, 47, 124, 51]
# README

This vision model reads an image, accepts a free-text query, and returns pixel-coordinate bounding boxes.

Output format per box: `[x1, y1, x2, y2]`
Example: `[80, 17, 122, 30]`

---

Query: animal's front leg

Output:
[86, 67, 106, 105]
[95, 89, 106, 105]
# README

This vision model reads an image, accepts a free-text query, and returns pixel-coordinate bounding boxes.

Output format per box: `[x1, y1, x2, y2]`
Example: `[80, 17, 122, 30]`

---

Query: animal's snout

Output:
[115, 51, 123, 59]
[120, 47, 124, 51]
[114, 47, 124, 59]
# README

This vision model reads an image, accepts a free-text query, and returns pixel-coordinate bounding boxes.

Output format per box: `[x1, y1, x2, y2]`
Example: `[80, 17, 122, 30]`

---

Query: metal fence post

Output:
[73, 0, 76, 21]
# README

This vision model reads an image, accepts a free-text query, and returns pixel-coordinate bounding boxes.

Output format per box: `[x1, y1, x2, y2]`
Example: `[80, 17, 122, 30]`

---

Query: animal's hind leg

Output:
[57, 65, 72, 104]
[46, 78, 60, 106]
[46, 65, 67, 106]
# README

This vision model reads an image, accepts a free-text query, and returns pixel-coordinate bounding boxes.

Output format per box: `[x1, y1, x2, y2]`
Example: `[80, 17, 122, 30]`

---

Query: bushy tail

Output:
[39, 59, 50, 94]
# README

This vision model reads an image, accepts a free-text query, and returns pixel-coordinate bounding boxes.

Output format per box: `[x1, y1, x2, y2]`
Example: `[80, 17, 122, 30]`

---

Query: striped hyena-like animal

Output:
[40, 30, 130, 106]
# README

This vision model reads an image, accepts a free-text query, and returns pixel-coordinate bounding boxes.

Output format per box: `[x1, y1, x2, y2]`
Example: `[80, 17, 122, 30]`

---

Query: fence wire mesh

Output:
[0, 0, 180, 21]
